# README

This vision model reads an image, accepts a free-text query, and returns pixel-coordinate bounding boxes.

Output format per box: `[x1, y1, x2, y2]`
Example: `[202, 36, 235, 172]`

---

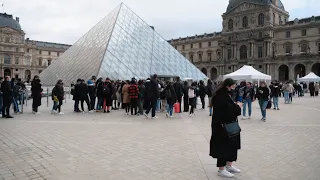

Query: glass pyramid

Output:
[40, 3, 207, 86]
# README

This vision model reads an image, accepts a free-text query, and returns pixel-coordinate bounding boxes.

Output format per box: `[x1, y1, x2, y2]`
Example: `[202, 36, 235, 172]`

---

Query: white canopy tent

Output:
[223, 65, 271, 81]
[298, 72, 320, 82]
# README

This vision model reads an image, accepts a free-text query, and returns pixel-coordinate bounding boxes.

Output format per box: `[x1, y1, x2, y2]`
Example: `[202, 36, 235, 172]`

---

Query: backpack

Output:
[165, 89, 171, 98]
[14, 85, 22, 94]
[188, 88, 195, 98]
[103, 85, 110, 95]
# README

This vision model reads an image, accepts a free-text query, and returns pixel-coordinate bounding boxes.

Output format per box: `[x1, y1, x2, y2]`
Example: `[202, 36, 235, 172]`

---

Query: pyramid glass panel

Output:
[40, 3, 207, 86]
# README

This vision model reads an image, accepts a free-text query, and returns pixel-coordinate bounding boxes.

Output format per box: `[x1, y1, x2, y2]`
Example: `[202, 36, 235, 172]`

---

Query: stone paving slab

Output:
[0, 96, 320, 179]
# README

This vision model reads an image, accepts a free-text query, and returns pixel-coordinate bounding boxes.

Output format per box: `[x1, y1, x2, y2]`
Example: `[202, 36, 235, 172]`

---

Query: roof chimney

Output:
[16, 17, 19, 22]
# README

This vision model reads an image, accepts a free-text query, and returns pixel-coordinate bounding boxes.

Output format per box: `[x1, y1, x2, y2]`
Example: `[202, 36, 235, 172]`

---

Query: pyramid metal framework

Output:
[40, 3, 207, 86]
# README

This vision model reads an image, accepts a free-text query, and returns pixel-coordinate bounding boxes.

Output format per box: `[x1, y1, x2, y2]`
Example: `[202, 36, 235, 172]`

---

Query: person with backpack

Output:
[122, 81, 130, 115]
[52, 79, 65, 114]
[188, 82, 197, 117]
[164, 81, 177, 118]
[173, 77, 183, 113]
[128, 78, 139, 115]
[199, 80, 206, 110]
[102, 78, 113, 113]
[31, 76, 43, 114]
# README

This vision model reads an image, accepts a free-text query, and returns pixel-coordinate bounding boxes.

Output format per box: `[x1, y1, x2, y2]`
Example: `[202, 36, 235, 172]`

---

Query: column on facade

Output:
[251, 43, 255, 58]
[232, 45, 235, 59]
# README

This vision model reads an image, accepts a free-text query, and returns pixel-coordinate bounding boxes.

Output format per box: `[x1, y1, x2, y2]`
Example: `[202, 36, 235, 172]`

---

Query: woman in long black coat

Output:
[183, 81, 189, 112]
[210, 78, 242, 178]
[103, 78, 113, 113]
[31, 75, 43, 114]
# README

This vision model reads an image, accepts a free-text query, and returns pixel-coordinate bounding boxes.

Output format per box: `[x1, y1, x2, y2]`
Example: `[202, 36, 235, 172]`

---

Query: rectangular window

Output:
[16, 48, 19, 52]
[286, 31, 291, 38]
[48, 51, 51, 55]
[15, 57, 19, 64]
[190, 44, 193, 49]
[182, 45, 185, 50]
[198, 53, 202, 61]
[57, 52, 60, 56]
[27, 49, 30, 53]
[48, 60, 52, 66]
[258, 46, 263, 58]
[302, 29, 307, 36]
[208, 41, 211, 47]
[259, 32, 263, 38]
[39, 50, 42, 55]
[199, 43, 202, 48]
[208, 53, 212, 61]
[285, 46, 291, 54]
[227, 49, 232, 60]
[301, 44, 308, 53]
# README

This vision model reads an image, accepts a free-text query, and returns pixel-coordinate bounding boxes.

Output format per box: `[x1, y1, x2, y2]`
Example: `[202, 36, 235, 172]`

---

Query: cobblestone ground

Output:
[0, 96, 320, 180]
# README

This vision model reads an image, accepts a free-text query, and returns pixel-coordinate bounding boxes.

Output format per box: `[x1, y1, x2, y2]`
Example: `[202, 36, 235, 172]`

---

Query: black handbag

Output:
[221, 121, 241, 138]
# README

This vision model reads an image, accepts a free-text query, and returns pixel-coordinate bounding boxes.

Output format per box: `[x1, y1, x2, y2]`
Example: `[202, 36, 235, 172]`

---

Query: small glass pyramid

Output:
[40, 3, 207, 86]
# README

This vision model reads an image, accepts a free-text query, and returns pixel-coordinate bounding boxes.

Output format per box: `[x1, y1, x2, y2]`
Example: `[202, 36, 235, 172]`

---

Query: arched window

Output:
[4, 54, 10, 64]
[240, 45, 248, 59]
[273, 13, 275, 24]
[242, 16, 248, 28]
[228, 19, 233, 30]
[258, 13, 265, 25]
[38, 58, 43, 66]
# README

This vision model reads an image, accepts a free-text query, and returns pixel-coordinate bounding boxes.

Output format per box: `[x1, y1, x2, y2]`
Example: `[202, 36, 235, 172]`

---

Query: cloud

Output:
[3, 0, 319, 44]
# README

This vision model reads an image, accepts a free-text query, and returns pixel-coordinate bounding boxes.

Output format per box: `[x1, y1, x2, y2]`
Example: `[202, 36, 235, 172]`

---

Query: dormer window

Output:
[228, 19, 233, 30]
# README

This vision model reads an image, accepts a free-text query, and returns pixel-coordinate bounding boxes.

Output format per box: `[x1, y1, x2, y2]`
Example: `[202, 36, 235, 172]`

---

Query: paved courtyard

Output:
[0, 96, 320, 180]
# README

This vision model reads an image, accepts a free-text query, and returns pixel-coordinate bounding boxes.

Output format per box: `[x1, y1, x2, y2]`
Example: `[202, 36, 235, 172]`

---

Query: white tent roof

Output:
[298, 72, 320, 82]
[223, 65, 271, 81]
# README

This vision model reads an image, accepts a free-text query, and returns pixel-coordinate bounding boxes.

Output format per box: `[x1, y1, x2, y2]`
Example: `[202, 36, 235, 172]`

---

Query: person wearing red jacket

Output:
[128, 78, 139, 115]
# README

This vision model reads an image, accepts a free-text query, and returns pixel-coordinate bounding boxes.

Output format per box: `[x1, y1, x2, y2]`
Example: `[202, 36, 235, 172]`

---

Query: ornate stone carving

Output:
[250, 13, 256, 24]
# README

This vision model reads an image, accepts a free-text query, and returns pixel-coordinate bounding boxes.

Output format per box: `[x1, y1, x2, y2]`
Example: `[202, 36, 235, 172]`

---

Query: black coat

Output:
[146, 78, 160, 100]
[173, 81, 184, 98]
[31, 80, 42, 107]
[210, 88, 241, 159]
[104, 82, 113, 106]
[256, 86, 270, 101]
[164, 86, 177, 105]
[199, 84, 206, 97]
[1, 81, 12, 99]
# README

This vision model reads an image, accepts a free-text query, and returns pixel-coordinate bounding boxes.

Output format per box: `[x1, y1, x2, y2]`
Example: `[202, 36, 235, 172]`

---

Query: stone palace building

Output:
[0, 13, 70, 81]
[169, 0, 320, 81]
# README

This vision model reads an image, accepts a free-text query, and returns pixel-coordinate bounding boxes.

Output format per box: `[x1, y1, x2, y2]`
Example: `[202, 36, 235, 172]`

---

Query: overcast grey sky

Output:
[4, 0, 320, 44]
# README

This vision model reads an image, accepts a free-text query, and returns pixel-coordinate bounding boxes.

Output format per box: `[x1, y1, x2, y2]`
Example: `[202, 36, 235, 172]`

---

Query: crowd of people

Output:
[0, 75, 319, 122]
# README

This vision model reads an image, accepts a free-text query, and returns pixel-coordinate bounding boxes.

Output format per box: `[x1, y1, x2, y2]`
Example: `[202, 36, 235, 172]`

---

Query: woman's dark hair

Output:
[56, 79, 63, 85]
[184, 81, 188, 86]
[212, 78, 236, 98]
[207, 79, 212, 86]
[200, 80, 204, 85]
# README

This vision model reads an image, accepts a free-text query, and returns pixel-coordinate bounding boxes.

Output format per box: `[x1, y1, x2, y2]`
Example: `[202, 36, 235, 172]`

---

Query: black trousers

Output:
[183, 96, 189, 112]
[189, 98, 195, 114]
[56, 96, 63, 112]
[130, 99, 138, 115]
[2, 98, 12, 117]
[89, 95, 96, 110]
[316, 91, 319, 96]
[145, 99, 157, 117]
[200, 96, 205, 109]
[310, 91, 315, 96]
[81, 96, 91, 111]
[217, 151, 238, 167]
[124, 103, 130, 113]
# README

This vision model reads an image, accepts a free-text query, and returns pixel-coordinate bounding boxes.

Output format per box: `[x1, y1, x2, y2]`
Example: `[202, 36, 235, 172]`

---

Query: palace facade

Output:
[0, 13, 70, 81]
[169, 0, 320, 81]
